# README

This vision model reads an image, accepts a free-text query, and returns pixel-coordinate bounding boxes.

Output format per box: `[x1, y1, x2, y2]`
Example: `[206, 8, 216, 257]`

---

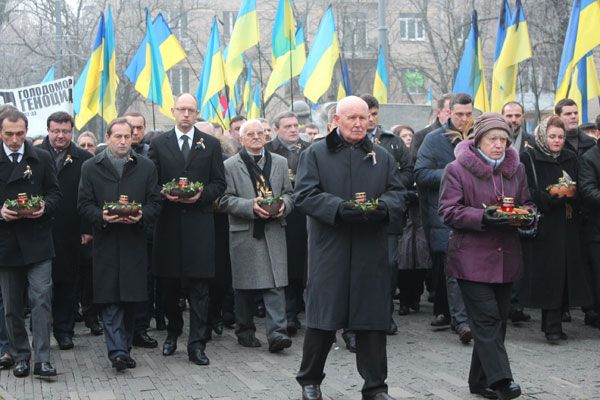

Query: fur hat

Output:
[473, 112, 512, 146]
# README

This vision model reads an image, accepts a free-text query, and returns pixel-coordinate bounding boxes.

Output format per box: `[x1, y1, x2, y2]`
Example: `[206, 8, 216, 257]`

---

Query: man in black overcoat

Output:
[37, 111, 92, 350]
[294, 96, 405, 400]
[265, 110, 310, 335]
[78, 118, 161, 371]
[149, 93, 226, 366]
[0, 109, 61, 378]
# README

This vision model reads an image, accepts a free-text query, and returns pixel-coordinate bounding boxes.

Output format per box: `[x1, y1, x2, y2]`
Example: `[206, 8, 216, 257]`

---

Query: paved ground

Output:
[0, 300, 599, 400]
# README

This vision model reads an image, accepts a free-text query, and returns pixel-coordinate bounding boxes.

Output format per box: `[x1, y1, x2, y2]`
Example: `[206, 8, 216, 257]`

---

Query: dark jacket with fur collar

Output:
[438, 140, 534, 283]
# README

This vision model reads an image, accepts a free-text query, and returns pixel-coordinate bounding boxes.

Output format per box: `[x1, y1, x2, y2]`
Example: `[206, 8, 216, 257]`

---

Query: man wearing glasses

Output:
[38, 111, 93, 352]
[149, 93, 226, 366]
[219, 119, 294, 352]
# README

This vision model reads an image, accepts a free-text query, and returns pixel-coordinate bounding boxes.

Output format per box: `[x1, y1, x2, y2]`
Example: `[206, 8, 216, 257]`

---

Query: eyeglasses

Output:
[49, 129, 72, 135]
[244, 130, 265, 137]
[174, 107, 198, 114]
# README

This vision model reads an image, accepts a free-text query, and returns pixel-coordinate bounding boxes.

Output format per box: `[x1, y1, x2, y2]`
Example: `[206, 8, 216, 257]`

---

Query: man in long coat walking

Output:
[149, 93, 226, 366]
[294, 96, 405, 400]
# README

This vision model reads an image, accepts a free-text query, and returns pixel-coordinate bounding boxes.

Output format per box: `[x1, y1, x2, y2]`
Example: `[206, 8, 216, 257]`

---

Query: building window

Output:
[170, 68, 189, 95]
[342, 12, 368, 53]
[402, 69, 425, 95]
[399, 14, 425, 41]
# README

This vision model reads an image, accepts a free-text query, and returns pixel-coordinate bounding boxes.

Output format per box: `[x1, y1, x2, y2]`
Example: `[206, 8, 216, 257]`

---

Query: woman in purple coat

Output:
[439, 113, 535, 400]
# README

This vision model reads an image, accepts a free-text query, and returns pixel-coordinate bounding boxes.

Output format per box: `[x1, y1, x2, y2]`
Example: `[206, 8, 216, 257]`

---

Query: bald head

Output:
[172, 93, 199, 132]
[195, 121, 215, 135]
[333, 96, 369, 144]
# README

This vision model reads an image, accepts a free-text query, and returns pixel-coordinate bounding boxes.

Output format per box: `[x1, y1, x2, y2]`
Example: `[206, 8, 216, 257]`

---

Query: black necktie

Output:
[10, 153, 19, 163]
[181, 135, 190, 160]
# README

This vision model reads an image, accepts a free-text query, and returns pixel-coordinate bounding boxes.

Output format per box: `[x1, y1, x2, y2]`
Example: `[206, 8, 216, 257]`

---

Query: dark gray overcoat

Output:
[293, 130, 405, 331]
[149, 128, 226, 279]
[77, 151, 161, 304]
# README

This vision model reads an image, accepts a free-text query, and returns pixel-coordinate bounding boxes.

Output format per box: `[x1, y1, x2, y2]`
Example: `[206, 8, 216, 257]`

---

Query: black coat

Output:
[37, 139, 92, 283]
[410, 118, 442, 163]
[520, 146, 592, 309]
[265, 137, 310, 282]
[78, 151, 161, 303]
[293, 130, 405, 330]
[149, 128, 226, 279]
[579, 141, 600, 242]
[564, 130, 595, 157]
[0, 142, 61, 266]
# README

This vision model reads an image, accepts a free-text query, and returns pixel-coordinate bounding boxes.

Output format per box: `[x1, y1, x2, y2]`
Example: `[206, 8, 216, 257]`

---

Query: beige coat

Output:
[219, 152, 293, 290]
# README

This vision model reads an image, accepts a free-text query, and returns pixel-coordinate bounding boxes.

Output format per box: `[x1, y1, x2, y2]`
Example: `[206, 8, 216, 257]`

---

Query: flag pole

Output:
[151, 103, 156, 130]
[185, 55, 227, 128]
[256, 32, 266, 118]
[289, 24, 295, 111]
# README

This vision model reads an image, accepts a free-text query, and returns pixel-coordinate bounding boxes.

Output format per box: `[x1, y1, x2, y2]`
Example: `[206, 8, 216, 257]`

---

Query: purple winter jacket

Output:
[438, 140, 535, 284]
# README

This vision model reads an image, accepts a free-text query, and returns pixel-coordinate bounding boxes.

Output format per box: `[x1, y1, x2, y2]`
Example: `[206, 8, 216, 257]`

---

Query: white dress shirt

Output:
[3, 142, 24, 163]
[175, 127, 194, 151]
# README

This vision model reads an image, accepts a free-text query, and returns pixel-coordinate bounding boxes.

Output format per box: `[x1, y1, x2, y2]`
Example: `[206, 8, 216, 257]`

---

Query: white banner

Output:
[0, 77, 74, 136]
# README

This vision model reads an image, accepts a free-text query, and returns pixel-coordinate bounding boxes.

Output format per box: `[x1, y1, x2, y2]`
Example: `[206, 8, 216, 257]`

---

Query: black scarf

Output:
[239, 148, 273, 239]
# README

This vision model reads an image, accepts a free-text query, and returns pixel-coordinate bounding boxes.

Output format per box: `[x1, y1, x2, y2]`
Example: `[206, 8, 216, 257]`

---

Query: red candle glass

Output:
[17, 193, 28, 205]
[501, 197, 514, 213]
[178, 177, 189, 188]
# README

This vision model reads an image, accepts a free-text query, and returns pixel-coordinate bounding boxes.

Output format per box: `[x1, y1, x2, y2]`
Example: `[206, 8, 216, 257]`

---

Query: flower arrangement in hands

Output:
[5, 193, 44, 216]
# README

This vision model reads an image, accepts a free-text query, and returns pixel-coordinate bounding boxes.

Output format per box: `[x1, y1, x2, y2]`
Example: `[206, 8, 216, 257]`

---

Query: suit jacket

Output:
[219, 152, 293, 289]
[78, 151, 161, 303]
[0, 141, 61, 266]
[38, 138, 92, 282]
[149, 127, 227, 279]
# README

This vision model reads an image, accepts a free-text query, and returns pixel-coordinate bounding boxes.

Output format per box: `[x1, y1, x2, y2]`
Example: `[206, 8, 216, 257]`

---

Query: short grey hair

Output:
[239, 119, 264, 137]
[271, 111, 298, 129]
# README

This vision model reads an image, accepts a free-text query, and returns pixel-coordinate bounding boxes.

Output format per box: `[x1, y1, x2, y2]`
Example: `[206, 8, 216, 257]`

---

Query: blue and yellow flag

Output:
[340, 58, 352, 96]
[373, 46, 388, 104]
[41, 66, 54, 83]
[248, 84, 261, 120]
[225, 0, 259, 88]
[265, 22, 307, 100]
[243, 61, 253, 114]
[556, 0, 600, 104]
[73, 7, 119, 129]
[125, 10, 187, 120]
[196, 18, 226, 110]
[453, 10, 489, 112]
[568, 52, 600, 123]
[337, 82, 346, 100]
[299, 6, 340, 103]
[491, 0, 532, 112]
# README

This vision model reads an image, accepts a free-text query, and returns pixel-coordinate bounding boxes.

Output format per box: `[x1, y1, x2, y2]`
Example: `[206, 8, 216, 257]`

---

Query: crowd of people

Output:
[0, 90, 600, 400]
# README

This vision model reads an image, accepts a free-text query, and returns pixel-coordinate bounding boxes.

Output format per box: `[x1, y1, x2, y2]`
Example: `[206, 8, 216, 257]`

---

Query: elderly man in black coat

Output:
[294, 96, 405, 400]
[0, 109, 61, 378]
[149, 93, 226, 366]
[78, 118, 161, 371]
[37, 111, 93, 350]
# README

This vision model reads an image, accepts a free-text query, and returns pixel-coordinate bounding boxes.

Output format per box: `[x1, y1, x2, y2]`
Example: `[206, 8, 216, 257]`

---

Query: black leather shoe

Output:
[362, 392, 397, 400]
[111, 356, 127, 372]
[456, 324, 473, 344]
[510, 308, 531, 323]
[584, 310, 600, 328]
[0, 352, 14, 369]
[13, 360, 29, 377]
[493, 381, 521, 400]
[86, 320, 103, 336]
[268, 336, 292, 353]
[302, 384, 322, 400]
[470, 387, 498, 399]
[255, 303, 266, 318]
[409, 301, 420, 312]
[398, 304, 410, 316]
[33, 362, 57, 377]
[342, 332, 357, 353]
[162, 336, 178, 356]
[188, 349, 210, 366]
[545, 332, 561, 344]
[431, 314, 451, 327]
[238, 336, 262, 348]
[178, 298, 187, 310]
[562, 311, 572, 322]
[213, 320, 224, 335]
[125, 356, 136, 369]
[133, 332, 158, 348]
[287, 318, 301, 335]
[57, 336, 74, 350]
[223, 312, 235, 329]
[386, 319, 398, 335]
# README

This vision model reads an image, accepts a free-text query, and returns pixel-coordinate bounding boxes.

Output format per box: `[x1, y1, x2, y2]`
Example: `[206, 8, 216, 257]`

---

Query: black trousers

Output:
[133, 243, 161, 335]
[80, 244, 101, 324]
[432, 252, 449, 316]
[285, 278, 304, 322]
[52, 281, 77, 340]
[297, 328, 388, 397]
[586, 242, 600, 314]
[458, 279, 513, 390]
[398, 269, 427, 306]
[160, 277, 210, 353]
[208, 280, 228, 328]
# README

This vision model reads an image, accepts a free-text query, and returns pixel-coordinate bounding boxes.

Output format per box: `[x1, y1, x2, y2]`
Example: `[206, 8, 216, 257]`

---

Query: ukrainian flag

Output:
[299, 6, 340, 104]
[248, 84, 261, 120]
[41, 66, 54, 83]
[225, 0, 259, 88]
[373, 46, 388, 104]
[568, 52, 600, 123]
[491, 0, 532, 112]
[73, 7, 119, 130]
[243, 61, 253, 114]
[556, 0, 600, 104]
[196, 18, 226, 110]
[201, 93, 227, 128]
[453, 10, 489, 112]
[125, 10, 186, 120]
[337, 82, 346, 100]
[265, 23, 306, 100]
